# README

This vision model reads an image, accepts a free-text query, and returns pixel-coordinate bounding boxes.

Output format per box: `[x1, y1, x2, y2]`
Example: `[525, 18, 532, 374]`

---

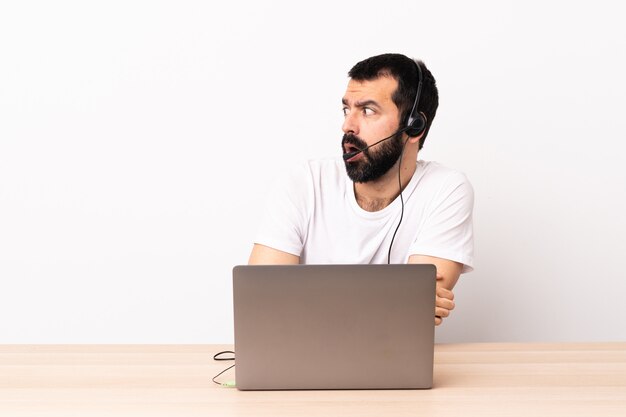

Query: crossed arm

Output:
[248, 244, 461, 326]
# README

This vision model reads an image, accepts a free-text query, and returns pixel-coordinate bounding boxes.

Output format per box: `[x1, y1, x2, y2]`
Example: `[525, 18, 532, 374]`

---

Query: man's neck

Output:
[353, 156, 418, 212]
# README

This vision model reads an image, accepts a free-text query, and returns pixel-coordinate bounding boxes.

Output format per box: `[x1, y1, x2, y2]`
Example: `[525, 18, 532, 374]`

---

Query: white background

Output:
[1, 0, 625, 343]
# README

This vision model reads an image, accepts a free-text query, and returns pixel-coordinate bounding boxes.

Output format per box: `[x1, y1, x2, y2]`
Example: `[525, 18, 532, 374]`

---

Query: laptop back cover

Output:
[233, 264, 436, 390]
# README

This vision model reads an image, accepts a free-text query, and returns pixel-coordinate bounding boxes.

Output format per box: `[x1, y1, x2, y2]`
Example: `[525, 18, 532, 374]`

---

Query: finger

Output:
[436, 273, 444, 281]
[435, 307, 450, 318]
[436, 286, 454, 300]
[435, 316, 442, 326]
[436, 296, 455, 311]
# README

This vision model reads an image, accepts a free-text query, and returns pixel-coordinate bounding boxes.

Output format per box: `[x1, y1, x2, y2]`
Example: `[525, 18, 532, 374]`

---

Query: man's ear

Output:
[408, 132, 424, 145]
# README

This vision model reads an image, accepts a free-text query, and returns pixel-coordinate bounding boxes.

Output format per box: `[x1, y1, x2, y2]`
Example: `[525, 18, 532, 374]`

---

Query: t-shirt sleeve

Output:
[408, 170, 475, 273]
[253, 163, 312, 257]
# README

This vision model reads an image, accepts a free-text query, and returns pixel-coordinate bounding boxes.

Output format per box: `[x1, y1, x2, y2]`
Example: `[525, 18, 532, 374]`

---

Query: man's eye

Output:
[363, 107, 375, 116]
[342, 107, 350, 116]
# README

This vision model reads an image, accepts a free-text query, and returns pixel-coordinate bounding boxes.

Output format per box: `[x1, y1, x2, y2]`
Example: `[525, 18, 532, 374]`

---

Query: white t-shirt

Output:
[255, 158, 474, 273]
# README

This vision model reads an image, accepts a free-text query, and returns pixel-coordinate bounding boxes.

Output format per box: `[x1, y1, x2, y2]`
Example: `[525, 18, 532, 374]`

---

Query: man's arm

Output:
[408, 254, 463, 326]
[248, 244, 299, 265]
[250, 245, 462, 325]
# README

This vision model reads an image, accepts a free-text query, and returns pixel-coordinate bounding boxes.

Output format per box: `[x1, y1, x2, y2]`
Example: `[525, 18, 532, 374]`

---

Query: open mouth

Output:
[343, 145, 364, 163]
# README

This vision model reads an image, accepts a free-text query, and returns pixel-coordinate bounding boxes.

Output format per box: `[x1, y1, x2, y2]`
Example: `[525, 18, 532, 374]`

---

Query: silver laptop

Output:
[232, 264, 436, 390]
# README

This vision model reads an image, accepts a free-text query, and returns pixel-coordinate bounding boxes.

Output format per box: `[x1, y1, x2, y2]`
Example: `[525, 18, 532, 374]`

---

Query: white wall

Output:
[1, 0, 625, 343]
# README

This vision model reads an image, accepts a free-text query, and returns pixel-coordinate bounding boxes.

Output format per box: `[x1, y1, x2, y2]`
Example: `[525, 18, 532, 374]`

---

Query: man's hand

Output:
[435, 273, 455, 326]
[408, 255, 462, 326]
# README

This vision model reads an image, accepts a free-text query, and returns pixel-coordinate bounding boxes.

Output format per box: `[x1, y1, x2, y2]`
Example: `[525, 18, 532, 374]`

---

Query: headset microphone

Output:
[342, 150, 360, 161]
[342, 127, 409, 161]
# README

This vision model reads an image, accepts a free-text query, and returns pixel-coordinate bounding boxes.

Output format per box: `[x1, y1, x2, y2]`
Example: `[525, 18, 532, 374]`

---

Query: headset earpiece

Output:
[404, 59, 425, 138]
[405, 113, 426, 137]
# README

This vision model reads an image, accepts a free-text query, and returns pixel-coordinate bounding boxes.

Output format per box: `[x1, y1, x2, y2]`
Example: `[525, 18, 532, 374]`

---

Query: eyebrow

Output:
[341, 98, 381, 109]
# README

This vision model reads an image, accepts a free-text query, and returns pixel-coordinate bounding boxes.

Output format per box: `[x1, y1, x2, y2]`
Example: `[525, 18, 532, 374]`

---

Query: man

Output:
[249, 53, 474, 325]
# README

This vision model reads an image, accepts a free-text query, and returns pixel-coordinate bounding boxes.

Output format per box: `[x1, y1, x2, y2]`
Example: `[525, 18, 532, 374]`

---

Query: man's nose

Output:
[342, 112, 359, 136]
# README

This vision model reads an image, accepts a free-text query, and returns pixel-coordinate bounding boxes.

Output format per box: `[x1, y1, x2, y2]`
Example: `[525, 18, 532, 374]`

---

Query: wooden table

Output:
[1, 343, 625, 416]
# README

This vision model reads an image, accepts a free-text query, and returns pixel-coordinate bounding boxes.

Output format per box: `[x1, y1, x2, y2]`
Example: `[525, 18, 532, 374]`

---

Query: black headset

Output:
[404, 60, 426, 138]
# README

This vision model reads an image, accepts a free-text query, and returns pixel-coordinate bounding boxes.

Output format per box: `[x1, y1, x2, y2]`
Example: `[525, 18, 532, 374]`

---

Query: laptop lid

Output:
[232, 264, 436, 390]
